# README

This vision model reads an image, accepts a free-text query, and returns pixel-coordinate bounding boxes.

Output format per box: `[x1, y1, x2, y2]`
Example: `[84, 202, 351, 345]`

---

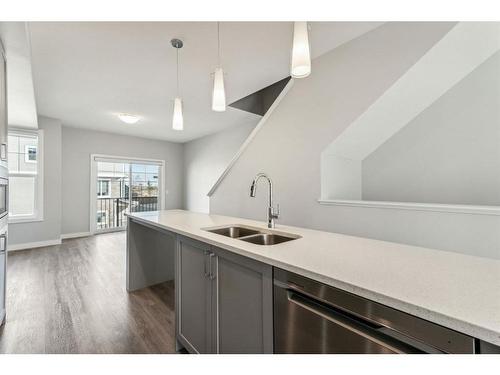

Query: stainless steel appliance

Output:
[0, 40, 7, 172]
[0, 167, 8, 219]
[0, 216, 6, 325]
[274, 268, 475, 354]
[0, 40, 6, 327]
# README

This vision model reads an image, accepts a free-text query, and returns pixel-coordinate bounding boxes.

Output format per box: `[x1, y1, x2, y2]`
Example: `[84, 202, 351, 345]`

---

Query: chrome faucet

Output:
[250, 173, 280, 228]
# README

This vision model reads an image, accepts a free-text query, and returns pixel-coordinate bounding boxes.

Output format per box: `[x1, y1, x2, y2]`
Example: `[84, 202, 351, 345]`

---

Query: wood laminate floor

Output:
[0, 232, 177, 354]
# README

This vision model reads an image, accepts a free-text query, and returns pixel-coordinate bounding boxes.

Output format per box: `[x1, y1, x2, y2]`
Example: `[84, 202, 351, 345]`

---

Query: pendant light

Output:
[171, 38, 184, 130]
[290, 22, 311, 78]
[212, 22, 226, 112]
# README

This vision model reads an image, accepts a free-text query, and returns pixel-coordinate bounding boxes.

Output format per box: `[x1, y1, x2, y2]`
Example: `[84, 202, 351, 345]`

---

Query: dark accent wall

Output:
[229, 77, 291, 116]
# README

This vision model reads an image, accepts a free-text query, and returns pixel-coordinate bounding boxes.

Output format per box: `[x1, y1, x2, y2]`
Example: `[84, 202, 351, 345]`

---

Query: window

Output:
[25, 145, 37, 163]
[90, 155, 164, 233]
[97, 179, 110, 197]
[131, 163, 159, 198]
[8, 130, 44, 222]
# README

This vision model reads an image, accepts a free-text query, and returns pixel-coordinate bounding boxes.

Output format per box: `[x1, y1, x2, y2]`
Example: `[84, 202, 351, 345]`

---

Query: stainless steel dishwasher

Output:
[273, 268, 476, 354]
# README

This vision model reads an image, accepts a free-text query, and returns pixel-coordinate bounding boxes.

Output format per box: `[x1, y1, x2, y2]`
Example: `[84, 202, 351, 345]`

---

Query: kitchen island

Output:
[126, 209, 500, 353]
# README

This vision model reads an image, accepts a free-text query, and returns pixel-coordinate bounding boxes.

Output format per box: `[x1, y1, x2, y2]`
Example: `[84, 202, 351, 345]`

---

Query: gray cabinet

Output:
[175, 236, 214, 353]
[175, 235, 273, 354]
[214, 246, 273, 354]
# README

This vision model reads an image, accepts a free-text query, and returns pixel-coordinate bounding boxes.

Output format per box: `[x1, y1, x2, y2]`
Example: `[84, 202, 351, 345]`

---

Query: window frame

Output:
[96, 210, 108, 226]
[97, 178, 111, 198]
[24, 144, 38, 163]
[89, 154, 165, 234]
[8, 129, 44, 223]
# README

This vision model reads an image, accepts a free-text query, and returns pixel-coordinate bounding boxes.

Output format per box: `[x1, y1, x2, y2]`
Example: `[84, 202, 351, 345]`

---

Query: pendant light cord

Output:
[176, 47, 180, 96]
[217, 22, 221, 67]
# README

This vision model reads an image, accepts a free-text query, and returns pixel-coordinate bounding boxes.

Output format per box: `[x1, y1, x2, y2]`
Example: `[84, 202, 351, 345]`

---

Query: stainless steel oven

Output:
[274, 268, 475, 354]
[0, 216, 7, 326]
[0, 167, 7, 219]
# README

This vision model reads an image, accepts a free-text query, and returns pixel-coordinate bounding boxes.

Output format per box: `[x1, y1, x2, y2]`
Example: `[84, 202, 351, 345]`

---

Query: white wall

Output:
[184, 122, 256, 213]
[61, 126, 184, 235]
[9, 117, 246, 244]
[321, 155, 362, 200]
[9, 116, 62, 245]
[362, 51, 500, 205]
[209, 22, 500, 259]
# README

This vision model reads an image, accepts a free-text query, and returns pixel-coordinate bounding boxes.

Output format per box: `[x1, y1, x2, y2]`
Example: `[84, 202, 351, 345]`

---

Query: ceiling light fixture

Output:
[118, 113, 140, 124]
[290, 22, 311, 78]
[171, 38, 184, 131]
[212, 22, 226, 112]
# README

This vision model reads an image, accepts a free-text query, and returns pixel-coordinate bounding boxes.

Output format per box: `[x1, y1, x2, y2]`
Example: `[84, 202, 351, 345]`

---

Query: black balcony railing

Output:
[131, 196, 159, 212]
[96, 196, 158, 230]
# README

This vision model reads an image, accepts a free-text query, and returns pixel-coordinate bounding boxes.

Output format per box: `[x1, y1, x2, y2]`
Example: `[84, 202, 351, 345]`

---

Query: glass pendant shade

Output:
[291, 21, 311, 78]
[212, 67, 226, 112]
[172, 97, 183, 131]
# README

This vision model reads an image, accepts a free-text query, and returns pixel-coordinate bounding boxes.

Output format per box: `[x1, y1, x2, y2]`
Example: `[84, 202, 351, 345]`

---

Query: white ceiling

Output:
[0, 22, 38, 128]
[28, 22, 382, 143]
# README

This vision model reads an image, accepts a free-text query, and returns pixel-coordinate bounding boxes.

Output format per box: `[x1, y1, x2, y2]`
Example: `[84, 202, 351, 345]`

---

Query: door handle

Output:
[0, 144, 6, 161]
[0, 233, 6, 253]
[209, 253, 216, 280]
[204, 250, 210, 278]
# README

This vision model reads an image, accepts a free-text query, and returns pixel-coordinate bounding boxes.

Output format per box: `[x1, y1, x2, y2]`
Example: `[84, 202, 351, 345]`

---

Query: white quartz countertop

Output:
[127, 209, 500, 346]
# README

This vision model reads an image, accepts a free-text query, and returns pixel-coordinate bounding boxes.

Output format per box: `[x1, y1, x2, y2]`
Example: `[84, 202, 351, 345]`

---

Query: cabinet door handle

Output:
[209, 253, 216, 280]
[0, 233, 6, 253]
[204, 250, 210, 278]
[0, 143, 6, 161]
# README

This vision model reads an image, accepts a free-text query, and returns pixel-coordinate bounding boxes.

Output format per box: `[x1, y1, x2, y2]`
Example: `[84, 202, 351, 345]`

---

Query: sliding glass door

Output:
[92, 156, 163, 233]
[130, 163, 160, 214]
[95, 161, 130, 230]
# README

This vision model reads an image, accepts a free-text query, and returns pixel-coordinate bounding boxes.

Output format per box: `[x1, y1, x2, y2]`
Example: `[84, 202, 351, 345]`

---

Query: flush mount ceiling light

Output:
[118, 113, 140, 124]
[212, 22, 226, 112]
[290, 22, 311, 78]
[171, 38, 184, 131]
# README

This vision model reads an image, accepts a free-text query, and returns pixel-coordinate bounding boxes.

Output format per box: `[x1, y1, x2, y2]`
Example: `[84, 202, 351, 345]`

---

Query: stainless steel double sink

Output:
[203, 225, 301, 246]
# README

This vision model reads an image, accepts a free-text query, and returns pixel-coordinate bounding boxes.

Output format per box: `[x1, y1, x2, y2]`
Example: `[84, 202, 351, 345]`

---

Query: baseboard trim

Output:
[8, 231, 113, 251]
[61, 231, 92, 240]
[8, 238, 62, 252]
